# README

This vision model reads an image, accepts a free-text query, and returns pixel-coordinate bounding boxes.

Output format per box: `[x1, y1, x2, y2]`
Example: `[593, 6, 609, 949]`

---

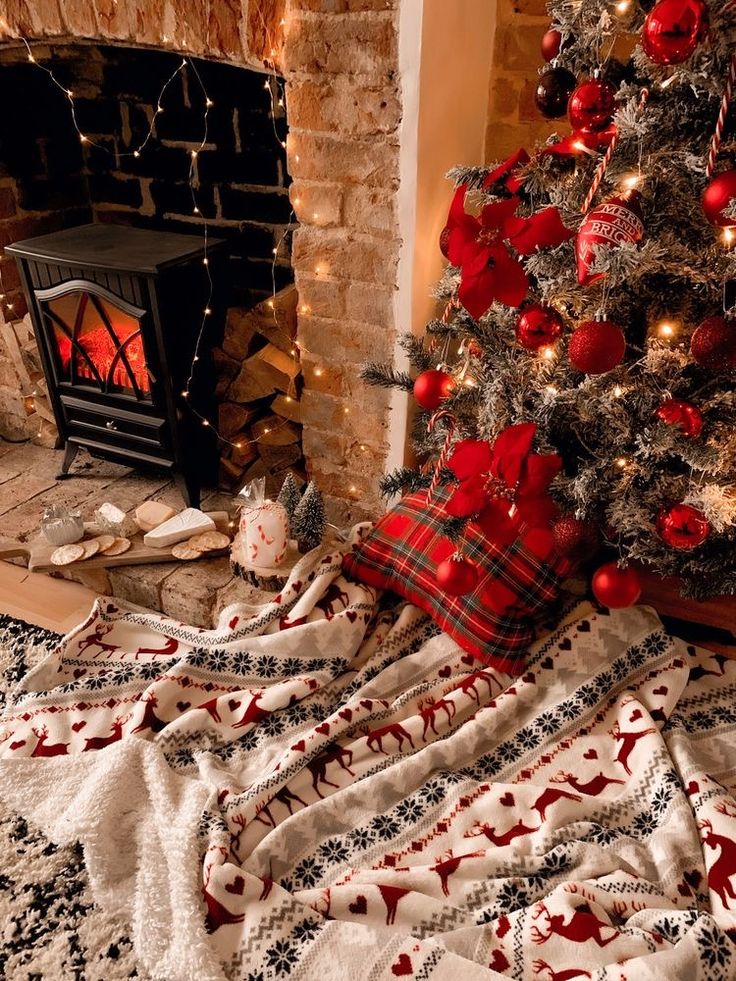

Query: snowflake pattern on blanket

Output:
[1, 546, 736, 980]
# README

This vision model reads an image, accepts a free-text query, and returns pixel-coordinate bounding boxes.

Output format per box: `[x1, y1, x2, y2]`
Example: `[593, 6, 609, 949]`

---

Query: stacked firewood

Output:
[215, 286, 304, 495]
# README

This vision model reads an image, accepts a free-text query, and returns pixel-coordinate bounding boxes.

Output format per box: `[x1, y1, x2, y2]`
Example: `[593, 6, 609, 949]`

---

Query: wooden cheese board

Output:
[0, 511, 232, 573]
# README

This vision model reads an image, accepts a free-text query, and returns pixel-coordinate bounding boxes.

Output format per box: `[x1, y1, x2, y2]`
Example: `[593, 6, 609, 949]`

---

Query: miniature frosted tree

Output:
[277, 472, 302, 536]
[293, 481, 326, 554]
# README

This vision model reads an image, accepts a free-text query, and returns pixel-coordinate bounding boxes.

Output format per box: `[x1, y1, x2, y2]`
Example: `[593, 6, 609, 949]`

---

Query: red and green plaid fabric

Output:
[342, 485, 572, 674]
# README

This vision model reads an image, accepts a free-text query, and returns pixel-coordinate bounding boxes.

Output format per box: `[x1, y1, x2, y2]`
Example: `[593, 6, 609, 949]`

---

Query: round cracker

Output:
[104, 537, 131, 557]
[93, 534, 116, 553]
[80, 539, 100, 560]
[188, 531, 231, 552]
[51, 543, 85, 566]
[172, 541, 203, 561]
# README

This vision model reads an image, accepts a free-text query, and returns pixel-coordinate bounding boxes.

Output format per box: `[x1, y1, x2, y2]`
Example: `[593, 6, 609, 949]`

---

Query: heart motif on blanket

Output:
[584, 748, 598, 759]
[578, 620, 591, 632]
[348, 895, 367, 914]
[291, 740, 306, 752]
[489, 951, 510, 972]
[461, 654, 475, 666]
[292, 581, 302, 592]
[360, 699, 373, 710]
[439, 666, 451, 678]
[678, 882, 692, 897]
[522, 673, 535, 684]
[653, 686, 668, 696]
[629, 709, 643, 722]
[687, 781, 700, 795]
[176, 701, 191, 713]
[685, 869, 703, 889]
[541, 657, 554, 669]
[316, 723, 330, 735]
[225, 876, 245, 895]
[500, 792, 514, 806]
[10, 740, 25, 750]
[391, 954, 413, 977]
[71, 721, 86, 732]
[496, 915, 511, 938]
[346, 611, 358, 623]
[559, 638, 572, 651]
[339, 708, 353, 722]
[229, 616, 239, 629]
[73, 669, 87, 679]
[228, 700, 241, 712]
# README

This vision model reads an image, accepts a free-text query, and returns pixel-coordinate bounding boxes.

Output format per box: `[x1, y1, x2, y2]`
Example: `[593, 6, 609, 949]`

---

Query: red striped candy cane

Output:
[426, 410, 457, 504]
[706, 52, 736, 179]
[580, 88, 649, 215]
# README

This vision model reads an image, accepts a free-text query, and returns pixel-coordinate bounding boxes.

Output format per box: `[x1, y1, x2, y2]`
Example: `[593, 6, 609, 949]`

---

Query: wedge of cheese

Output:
[94, 502, 136, 537]
[143, 508, 216, 549]
[135, 500, 177, 533]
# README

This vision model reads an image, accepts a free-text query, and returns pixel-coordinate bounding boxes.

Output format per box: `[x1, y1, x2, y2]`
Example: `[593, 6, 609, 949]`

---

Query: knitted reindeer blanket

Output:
[1, 545, 736, 981]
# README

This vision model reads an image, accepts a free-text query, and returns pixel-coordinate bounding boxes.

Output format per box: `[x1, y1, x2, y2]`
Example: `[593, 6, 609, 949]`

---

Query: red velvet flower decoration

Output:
[483, 147, 530, 194]
[445, 423, 562, 546]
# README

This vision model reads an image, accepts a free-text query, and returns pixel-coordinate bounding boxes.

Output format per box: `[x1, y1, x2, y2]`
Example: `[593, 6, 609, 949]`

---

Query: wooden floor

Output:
[0, 558, 97, 633]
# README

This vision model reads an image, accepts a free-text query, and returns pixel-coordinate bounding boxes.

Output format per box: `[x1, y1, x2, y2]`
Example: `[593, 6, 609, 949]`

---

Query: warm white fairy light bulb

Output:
[659, 322, 675, 338]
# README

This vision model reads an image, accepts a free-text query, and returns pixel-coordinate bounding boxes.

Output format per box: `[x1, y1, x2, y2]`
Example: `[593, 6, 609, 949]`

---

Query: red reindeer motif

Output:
[378, 884, 410, 924]
[232, 692, 270, 729]
[689, 654, 728, 683]
[610, 722, 657, 775]
[551, 771, 625, 797]
[76, 624, 119, 658]
[306, 743, 355, 798]
[420, 697, 456, 741]
[134, 636, 179, 659]
[430, 849, 484, 897]
[279, 614, 309, 631]
[699, 803, 736, 909]
[530, 902, 619, 947]
[532, 787, 582, 822]
[130, 692, 167, 734]
[452, 671, 498, 704]
[83, 714, 132, 751]
[532, 960, 592, 980]
[274, 784, 307, 815]
[366, 722, 415, 755]
[197, 695, 224, 723]
[202, 858, 245, 933]
[465, 819, 539, 848]
[31, 725, 69, 757]
[315, 583, 350, 620]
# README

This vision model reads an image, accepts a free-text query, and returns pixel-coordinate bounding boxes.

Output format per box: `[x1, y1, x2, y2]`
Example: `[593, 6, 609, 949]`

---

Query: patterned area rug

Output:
[0, 614, 141, 981]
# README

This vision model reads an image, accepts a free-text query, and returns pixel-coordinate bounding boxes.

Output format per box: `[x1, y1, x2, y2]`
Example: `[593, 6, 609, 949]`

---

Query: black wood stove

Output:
[6, 223, 228, 508]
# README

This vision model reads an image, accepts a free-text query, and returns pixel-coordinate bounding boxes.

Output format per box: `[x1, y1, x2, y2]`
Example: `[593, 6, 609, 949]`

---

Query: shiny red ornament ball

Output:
[439, 225, 452, 258]
[576, 191, 645, 286]
[569, 320, 626, 374]
[535, 67, 577, 119]
[541, 28, 562, 62]
[436, 555, 479, 597]
[568, 79, 617, 133]
[642, 0, 708, 66]
[552, 516, 600, 562]
[656, 503, 711, 550]
[702, 170, 736, 227]
[690, 316, 736, 372]
[516, 304, 564, 350]
[654, 398, 703, 437]
[413, 369, 455, 410]
[592, 562, 642, 609]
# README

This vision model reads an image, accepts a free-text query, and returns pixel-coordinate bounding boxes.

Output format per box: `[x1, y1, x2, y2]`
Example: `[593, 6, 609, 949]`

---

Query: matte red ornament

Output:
[576, 191, 645, 286]
[436, 555, 479, 597]
[535, 67, 577, 119]
[656, 503, 711, 550]
[569, 320, 626, 374]
[702, 170, 736, 227]
[642, 0, 708, 66]
[413, 369, 455, 410]
[690, 316, 736, 372]
[654, 398, 704, 437]
[592, 562, 641, 609]
[515, 304, 564, 350]
[568, 79, 617, 133]
[552, 515, 600, 562]
[541, 28, 562, 62]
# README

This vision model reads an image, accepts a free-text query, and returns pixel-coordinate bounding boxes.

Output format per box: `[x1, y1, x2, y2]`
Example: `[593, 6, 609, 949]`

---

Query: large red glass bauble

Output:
[568, 79, 617, 133]
[702, 170, 736, 227]
[436, 555, 479, 597]
[642, 0, 708, 66]
[656, 504, 710, 550]
[576, 191, 645, 286]
[690, 316, 736, 372]
[413, 369, 455, 410]
[592, 562, 642, 608]
[515, 304, 564, 350]
[654, 398, 703, 437]
[569, 320, 626, 374]
[541, 28, 562, 62]
[535, 67, 577, 119]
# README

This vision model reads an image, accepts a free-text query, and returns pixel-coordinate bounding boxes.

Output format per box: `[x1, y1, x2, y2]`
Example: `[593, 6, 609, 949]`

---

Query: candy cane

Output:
[706, 52, 736, 179]
[581, 87, 649, 215]
[442, 297, 461, 324]
[426, 410, 457, 504]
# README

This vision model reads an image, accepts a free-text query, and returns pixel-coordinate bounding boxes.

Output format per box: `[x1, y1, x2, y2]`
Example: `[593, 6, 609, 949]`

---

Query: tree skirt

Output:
[0, 615, 139, 981]
[1, 551, 736, 980]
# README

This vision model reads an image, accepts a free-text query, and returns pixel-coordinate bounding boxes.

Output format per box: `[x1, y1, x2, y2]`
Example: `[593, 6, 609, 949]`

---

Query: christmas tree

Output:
[365, 0, 736, 600]
[277, 472, 302, 536]
[293, 481, 326, 554]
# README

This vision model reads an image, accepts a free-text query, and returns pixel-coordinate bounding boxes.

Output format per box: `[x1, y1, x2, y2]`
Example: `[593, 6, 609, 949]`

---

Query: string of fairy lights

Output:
[3, 33, 299, 452]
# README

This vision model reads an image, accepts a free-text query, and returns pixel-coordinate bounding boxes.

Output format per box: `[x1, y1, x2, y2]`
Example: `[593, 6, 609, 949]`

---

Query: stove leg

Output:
[175, 471, 200, 510]
[56, 442, 79, 480]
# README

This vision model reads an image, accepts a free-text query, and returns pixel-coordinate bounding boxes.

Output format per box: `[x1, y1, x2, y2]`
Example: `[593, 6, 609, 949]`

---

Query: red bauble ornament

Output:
[413, 369, 455, 410]
[592, 562, 642, 609]
[541, 28, 562, 62]
[690, 316, 736, 372]
[642, 0, 708, 66]
[654, 398, 703, 437]
[515, 304, 564, 350]
[552, 516, 600, 562]
[436, 555, 479, 597]
[439, 225, 451, 258]
[568, 79, 617, 133]
[576, 191, 645, 286]
[569, 320, 626, 374]
[702, 170, 736, 227]
[535, 67, 577, 119]
[656, 504, 711, 550]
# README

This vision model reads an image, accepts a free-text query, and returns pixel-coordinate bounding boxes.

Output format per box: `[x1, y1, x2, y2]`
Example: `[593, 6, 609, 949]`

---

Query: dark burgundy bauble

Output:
[541, 28, 562, 62]
[642, 0, 708, 66]
[569, 320, 626, 374]
[568, 79, 617, 133]
[702, 170, 736, 227]
[515, 304, 564, 350]
[436, 555, 480, 597]
[690, 316, 736, 372]
[535, 67, 577, 119]
[592, 562, 642, 608]
[439, 224, 451, 258]
[576, 191, 645, 286]
[413, 369, 455, 410]
[552, 515, 600, 562]
[656, 503, 711, 550]
[654, 398, 704, 437]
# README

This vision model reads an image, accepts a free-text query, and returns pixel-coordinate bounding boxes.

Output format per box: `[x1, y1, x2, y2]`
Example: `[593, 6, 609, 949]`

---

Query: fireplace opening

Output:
[0, 41, 301, 496]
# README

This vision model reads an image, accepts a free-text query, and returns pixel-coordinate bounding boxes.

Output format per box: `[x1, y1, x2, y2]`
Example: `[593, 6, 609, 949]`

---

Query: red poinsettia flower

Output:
[483, 147, 530, 194]
[445, 422, 562, 546]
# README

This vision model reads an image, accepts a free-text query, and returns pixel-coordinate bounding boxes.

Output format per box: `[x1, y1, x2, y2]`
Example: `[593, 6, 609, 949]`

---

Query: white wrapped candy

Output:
[237, 479, 289, 568]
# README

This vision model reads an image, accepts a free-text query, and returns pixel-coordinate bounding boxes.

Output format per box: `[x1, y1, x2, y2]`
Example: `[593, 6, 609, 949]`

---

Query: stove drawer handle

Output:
[105, 420, 118, 431]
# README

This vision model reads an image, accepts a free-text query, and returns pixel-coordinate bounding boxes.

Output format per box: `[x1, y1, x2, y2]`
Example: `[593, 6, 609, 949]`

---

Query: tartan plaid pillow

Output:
[342, 484, 572, 673]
